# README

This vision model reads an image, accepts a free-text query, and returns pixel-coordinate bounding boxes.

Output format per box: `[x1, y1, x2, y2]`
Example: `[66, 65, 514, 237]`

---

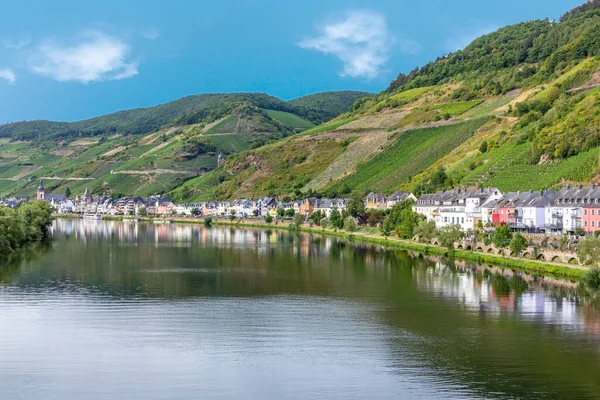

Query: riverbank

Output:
[54, 214, 588, 280]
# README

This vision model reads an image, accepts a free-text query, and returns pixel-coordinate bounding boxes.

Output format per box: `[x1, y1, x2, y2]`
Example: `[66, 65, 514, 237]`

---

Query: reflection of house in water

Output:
[47, 219, 600, 338]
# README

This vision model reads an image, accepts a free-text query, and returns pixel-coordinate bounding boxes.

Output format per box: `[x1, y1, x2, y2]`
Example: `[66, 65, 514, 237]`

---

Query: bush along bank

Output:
[0, 201, 54, 258]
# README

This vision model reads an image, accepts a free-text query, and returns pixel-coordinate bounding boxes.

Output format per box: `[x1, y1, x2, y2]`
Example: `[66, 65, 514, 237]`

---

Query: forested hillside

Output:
[0, 91, 368, 198]
[169, 1, 600, 202]
[0, 91, 369, 141]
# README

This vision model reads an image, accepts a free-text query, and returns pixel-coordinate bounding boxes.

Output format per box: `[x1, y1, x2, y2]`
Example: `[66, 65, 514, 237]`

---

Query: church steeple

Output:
[37, 180, 45, 200]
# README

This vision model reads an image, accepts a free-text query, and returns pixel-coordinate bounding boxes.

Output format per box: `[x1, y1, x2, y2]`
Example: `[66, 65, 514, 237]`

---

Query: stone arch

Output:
[457, 245, 464, 249]
[568, 258, 579, 265]
[522, 253, 531, 259]
[487, 248, 494, 253]
[551, 256, 560, 263]
[476, 247, 483, 252]
[465, 245, 472, 251]
[537, 254, 546, 261]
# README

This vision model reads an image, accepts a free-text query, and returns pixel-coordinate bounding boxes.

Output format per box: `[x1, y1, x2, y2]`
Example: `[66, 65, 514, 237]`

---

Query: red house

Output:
[582, 206, 600, 233]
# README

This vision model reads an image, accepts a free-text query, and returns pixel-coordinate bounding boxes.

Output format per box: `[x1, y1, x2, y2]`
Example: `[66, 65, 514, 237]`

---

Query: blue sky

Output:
[0, 0, 583, 124]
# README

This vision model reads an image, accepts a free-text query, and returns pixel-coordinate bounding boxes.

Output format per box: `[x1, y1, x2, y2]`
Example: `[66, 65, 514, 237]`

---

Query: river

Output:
[0, 220, 599, 399]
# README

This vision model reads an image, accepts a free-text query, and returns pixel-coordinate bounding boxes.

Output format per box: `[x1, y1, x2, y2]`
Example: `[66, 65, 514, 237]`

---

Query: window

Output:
[585, 209, 588, 216]
[593, 221, 596, 228]
[593, 210, 596, 216]
[462, 218, 465, 224]
[585, 221, 588, 227]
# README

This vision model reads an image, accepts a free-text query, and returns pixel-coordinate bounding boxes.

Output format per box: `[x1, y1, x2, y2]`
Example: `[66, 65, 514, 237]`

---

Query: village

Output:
[2, 180, 600, 237]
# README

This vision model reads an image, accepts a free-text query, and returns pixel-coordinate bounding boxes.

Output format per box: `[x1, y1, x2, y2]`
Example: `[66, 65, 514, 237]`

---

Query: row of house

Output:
[413, 185, 600, 235]
[35, 182, 177, 216]
[28, 180, 600, 235]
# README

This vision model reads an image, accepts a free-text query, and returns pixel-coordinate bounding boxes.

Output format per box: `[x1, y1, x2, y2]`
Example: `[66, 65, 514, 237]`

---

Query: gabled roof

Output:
[550, 186, 600, 206]
[45, 194, 68, 202]
[388, 191, 412, 202]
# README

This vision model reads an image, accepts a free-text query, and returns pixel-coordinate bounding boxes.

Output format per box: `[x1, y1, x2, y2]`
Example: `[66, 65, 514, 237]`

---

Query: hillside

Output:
[0, 91, 369, 198]
[0, 91, 369, 141]
[169, 1, 600, 202]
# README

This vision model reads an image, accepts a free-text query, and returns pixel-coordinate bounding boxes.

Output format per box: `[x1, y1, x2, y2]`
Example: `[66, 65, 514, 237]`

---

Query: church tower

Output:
[217, 153, 224, 167]
[37, 180, 45, 200]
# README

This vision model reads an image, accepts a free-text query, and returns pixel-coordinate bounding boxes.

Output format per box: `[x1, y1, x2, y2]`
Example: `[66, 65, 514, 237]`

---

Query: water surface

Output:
[1, 220, 599, 399]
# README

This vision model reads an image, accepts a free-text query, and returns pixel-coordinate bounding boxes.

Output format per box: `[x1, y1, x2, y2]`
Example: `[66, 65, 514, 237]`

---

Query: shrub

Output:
[479, 141, 488, 154]
[583, 267, 600, 289]
[293, 214, 304, 227]
[492, 225, 513, 249]
[510, 233, 529, 254]
[264, 215, 273, 224]
[344, 217, 357, 232]
[578, 237, 600, 265]
[204, 216, 213, 227]
[437, 225, 464, 249]
[414, 220, 436, 243]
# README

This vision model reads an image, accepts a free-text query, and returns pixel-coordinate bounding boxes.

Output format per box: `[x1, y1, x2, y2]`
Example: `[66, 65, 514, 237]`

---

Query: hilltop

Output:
[170, 1, 600, 202]
[0, 91, 368, 197]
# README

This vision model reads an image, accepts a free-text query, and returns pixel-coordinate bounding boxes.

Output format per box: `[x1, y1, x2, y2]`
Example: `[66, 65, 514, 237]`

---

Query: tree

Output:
[510, 233, 529, 255]
[264, 214, 273, 224]
[204, 216, 213, 227]
[320, 218, 329, 229]
[293, 214, 304, 227]
[582, 267, 600, 289]
[16, 200, 54, 242]
[285, 208, 295, 218]
[492, 225, 513, 249]
[344, 217, 357, 232]
[381, 200, 419, 239]
[479, 141, 488, 153]
[347, 197, 365, 218]
[65, 187, 71, 198]
[229, 210, 236, 221]
[366, 210, 386, 227]
[309, 210, 323, 226]
[437, 225, 464, 249]
[414, 220, 436, 243]
[138, 207, 147, 217]
[578, 237, 600, 265]
[0, 201, 52, 257]
[276, 208, 285, 218]
[329, 209, 343, 229]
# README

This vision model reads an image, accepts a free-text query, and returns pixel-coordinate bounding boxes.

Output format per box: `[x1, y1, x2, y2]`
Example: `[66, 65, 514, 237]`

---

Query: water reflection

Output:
[1, 220, 599, 399]
[36, 219, 600, 335]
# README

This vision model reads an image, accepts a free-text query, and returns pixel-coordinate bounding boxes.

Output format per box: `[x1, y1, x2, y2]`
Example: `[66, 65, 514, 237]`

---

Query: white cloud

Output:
[299, 10, 397, 79]
[141, 27, 160, 40]
[0, 68, 16, 84]
[4, 38, 30, 50]
[29, 31, 139, 83]
[445, 25, 499, 52]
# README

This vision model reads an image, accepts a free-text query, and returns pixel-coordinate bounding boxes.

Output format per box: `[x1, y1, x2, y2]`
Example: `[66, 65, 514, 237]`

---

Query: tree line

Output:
[0, 201, 54, 257]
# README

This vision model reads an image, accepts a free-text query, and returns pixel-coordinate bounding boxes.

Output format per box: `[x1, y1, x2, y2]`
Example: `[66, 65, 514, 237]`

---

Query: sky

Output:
[0, 0, 583, 124]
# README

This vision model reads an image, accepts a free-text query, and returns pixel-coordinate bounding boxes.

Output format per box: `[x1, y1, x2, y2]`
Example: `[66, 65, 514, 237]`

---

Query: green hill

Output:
[169, 1, 600, 202]
[0, 91, 369, 141]
[0, 91, 369, 198]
